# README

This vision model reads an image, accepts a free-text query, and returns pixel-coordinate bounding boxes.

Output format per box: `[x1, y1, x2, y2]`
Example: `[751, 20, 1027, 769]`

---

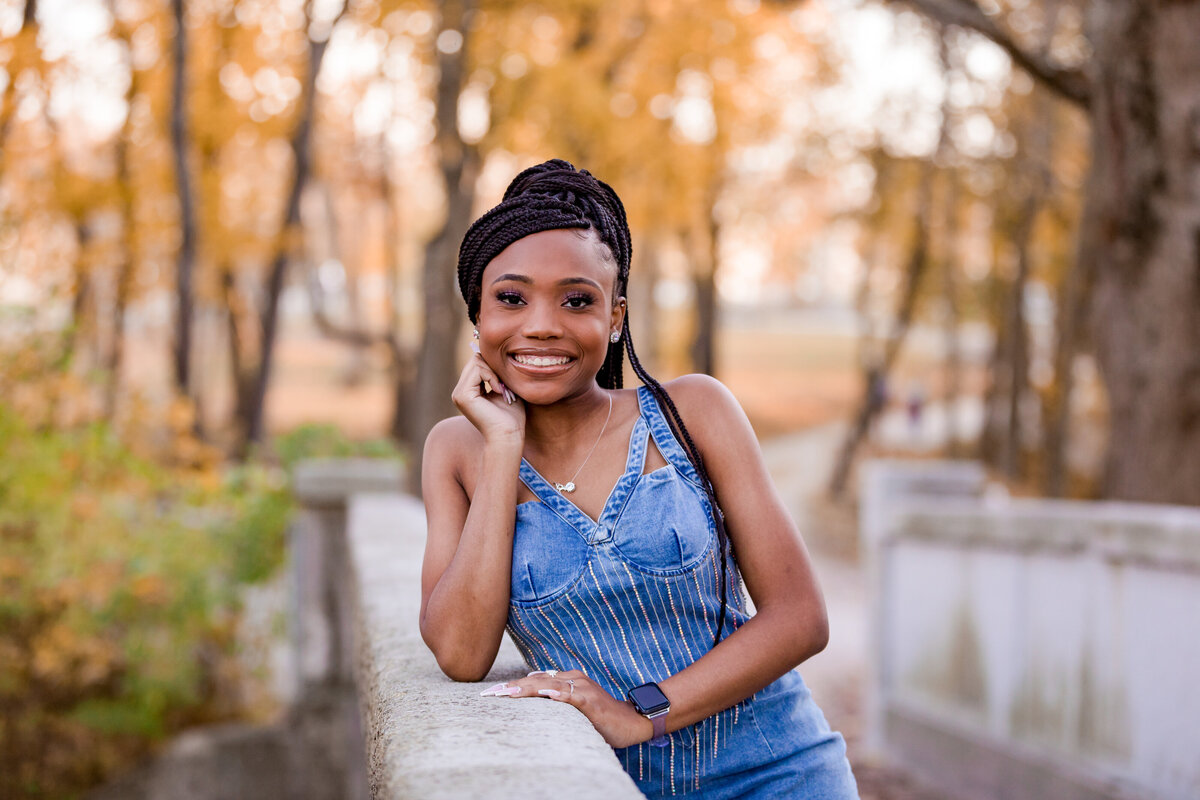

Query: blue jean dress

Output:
[505, 386, 859, 798]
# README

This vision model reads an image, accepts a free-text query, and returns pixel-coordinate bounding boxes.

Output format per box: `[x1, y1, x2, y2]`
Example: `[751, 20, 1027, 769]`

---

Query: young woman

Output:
[420, 160, 859, 798]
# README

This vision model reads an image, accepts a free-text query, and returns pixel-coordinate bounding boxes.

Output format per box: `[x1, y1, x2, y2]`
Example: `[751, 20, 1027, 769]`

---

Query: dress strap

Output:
[518, 410, 651, 542]
[636, 385, 704, 488]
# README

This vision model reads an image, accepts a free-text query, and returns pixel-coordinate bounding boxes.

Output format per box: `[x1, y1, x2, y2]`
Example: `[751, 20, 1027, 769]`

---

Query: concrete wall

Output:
[346, 492, 643, 799]
[861, 461, 1200, 800]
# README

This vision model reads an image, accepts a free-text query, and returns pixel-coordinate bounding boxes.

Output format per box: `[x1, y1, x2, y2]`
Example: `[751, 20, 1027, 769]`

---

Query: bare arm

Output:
[492, 374, 828, 746]
[655, 374, 829, 729]
[419, 354, 525, 681]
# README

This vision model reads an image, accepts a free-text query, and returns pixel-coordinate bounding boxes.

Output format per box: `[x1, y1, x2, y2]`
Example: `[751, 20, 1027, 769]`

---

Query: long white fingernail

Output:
[538, 689, 562, 699]
[480, 683, 508, 696]
[470, 341, 480, 354]
[492, 687, 521, 697]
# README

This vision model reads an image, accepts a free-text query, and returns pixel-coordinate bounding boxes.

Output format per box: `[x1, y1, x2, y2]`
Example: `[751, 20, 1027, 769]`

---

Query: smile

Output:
[512, 354, 573, 367]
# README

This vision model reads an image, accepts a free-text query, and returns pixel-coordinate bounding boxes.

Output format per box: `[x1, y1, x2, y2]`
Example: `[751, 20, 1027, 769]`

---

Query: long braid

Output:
[457, 159, 730, 648]
[622, 319, 730, 646]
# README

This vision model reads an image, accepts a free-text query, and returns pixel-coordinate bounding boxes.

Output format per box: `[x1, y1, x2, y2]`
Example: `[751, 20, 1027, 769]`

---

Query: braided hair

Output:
[457, 159, 734, 648]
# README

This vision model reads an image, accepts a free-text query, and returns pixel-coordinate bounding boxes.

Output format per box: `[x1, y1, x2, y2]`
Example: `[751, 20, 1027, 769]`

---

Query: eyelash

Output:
[493, 290, 597, 309]
[564, 291, 596, 309]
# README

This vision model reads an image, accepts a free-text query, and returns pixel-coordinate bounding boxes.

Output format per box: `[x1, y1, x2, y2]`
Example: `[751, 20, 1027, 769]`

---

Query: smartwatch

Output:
[627, 682, 671, 747]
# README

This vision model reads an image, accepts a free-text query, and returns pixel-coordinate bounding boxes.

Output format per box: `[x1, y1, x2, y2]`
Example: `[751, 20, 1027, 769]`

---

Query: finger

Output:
[500, 676, 563, 700]
[473, 355, 505, 397]
[539, 677, 580, 704]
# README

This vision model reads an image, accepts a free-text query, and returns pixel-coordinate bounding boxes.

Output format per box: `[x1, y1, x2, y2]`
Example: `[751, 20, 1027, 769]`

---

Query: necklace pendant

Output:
[555, 482, 576, 493]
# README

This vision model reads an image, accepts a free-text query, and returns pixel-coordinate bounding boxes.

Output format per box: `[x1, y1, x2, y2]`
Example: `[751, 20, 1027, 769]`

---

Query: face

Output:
[477, 228, 626, 405]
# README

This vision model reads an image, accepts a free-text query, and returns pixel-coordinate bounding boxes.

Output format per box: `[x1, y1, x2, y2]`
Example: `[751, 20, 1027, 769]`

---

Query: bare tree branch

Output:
[305, 264, 403, 362]
[889, 0, 1091, 108]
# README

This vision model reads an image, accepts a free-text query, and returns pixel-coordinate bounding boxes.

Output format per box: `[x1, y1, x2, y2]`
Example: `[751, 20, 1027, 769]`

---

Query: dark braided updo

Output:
[456, 159, 733, 647]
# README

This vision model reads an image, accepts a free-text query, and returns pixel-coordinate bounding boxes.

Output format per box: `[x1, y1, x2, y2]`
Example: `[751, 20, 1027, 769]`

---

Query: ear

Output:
[610, 297, 627, 338]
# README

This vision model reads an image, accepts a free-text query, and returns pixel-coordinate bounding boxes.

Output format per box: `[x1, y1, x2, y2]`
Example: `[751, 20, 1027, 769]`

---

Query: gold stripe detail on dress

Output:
[713, 707, 719, 759]
[691, 565, 713, 638]
[588, 561, 646, 684]
[511, 609, 559, 669]
[564, 592, 620, 689]
[669, 735, 676, 796]
[620, 561, 672, 674]
[505, 622, 538, 666]
[537, 606, 585, 671]
[664, 578, 697, 664]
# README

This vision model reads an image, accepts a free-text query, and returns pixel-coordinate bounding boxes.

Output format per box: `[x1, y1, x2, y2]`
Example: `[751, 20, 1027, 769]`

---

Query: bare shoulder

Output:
[422, 415, 482, 485]
[661, 373, 744, 421]
[659, 373, 754, 451]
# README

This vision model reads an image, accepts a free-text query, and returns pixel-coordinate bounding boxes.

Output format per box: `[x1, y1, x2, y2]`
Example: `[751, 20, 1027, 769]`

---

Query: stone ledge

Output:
[346, 493, 643, 799]
[293, 460, 405, 509]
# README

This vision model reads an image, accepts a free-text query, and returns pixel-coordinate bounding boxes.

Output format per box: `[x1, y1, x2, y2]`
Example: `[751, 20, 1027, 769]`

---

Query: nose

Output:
[521, 299, 563, 339]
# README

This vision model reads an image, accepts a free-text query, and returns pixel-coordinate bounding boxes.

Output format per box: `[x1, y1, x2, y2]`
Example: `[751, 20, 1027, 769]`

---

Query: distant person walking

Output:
[906, 379, 926, 443]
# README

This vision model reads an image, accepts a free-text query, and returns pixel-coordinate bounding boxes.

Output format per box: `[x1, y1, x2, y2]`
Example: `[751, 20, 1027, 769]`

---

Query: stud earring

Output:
[473, 328, 479, 339]
[610, 331, 621, 344]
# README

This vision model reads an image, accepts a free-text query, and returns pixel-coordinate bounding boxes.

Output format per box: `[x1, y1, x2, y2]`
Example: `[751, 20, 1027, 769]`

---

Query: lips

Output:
[508, 350, 576, 373]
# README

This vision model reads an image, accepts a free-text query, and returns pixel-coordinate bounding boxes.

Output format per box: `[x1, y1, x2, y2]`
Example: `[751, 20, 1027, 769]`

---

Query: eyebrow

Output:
[490, 273, 604, 291]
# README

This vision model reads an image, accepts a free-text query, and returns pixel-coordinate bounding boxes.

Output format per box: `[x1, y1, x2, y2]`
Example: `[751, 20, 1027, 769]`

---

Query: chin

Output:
[508, 379, 591, 406]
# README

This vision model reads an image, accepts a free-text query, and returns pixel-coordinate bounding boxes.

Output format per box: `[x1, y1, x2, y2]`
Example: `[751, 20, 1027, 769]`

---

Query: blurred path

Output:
[760, 425, 957, 800]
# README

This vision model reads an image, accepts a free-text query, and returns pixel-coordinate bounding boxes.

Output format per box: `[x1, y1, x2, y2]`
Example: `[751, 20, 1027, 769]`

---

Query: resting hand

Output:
[481, 669, 654, 749]
[451, 345, 525, 445]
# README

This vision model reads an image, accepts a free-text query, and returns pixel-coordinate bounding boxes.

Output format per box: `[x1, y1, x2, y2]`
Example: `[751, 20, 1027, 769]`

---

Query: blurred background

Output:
[3, 0, 1197, 797]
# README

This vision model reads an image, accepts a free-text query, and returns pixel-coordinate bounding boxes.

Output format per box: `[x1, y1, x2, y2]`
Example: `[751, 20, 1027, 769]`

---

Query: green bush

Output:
[0, 406, 296, 799]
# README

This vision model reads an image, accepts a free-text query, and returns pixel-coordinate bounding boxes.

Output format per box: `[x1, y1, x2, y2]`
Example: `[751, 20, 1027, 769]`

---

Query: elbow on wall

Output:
[421, 625, 493, 682]
[435, 656, 490, 683]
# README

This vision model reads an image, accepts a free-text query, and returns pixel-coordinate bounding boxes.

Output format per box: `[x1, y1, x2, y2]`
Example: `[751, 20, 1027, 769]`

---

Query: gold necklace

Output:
[554, 393, 614, 494]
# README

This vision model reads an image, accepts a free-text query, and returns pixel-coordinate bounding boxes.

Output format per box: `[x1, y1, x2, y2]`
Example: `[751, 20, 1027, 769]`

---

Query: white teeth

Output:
[513, 354, 570, 366]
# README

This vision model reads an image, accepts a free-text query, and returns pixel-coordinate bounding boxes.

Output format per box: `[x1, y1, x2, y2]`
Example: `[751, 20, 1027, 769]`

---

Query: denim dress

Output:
[506, 386, 859, 798]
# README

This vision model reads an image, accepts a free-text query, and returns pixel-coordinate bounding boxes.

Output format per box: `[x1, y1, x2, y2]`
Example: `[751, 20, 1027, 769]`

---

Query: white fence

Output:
[861, 461, 1200, 800]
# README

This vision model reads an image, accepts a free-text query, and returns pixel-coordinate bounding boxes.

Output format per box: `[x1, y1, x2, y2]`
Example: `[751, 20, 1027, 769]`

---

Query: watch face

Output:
[628, 682, 670, 715]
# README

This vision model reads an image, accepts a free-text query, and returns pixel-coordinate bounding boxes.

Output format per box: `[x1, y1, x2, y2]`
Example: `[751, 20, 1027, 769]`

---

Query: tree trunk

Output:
[933, 33, 963, 458]
[628, 231, 660, 376]
[169, 0, 196, 399]
[690, 267, 717, 377]
[689, 183, 721, 377]
[0, 0, 38, 163]
[829, 165, 933, 498]
[244, 8, 342, 446]
[1084, 2, 1200, 504]
[106, 132, 136, 420]
[104, 0, 138, 420]
[900, 0, 1200, 505]
[1003, 189, 1038, 480]
[1044, 168, 1098, 497]
[940, 170, 963, 457]
[220, 265, 254, 449]
[403, 0, 478, 491]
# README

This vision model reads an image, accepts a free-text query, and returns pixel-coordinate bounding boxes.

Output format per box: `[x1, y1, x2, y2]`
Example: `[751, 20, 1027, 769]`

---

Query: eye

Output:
[563, 291, 596, 309]
[495, 290, 525, 306]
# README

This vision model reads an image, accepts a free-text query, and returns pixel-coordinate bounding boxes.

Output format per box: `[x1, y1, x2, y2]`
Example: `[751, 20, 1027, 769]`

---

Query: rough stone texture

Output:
[347, 492, 643, 800]
[862, 460, 1200, 800]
